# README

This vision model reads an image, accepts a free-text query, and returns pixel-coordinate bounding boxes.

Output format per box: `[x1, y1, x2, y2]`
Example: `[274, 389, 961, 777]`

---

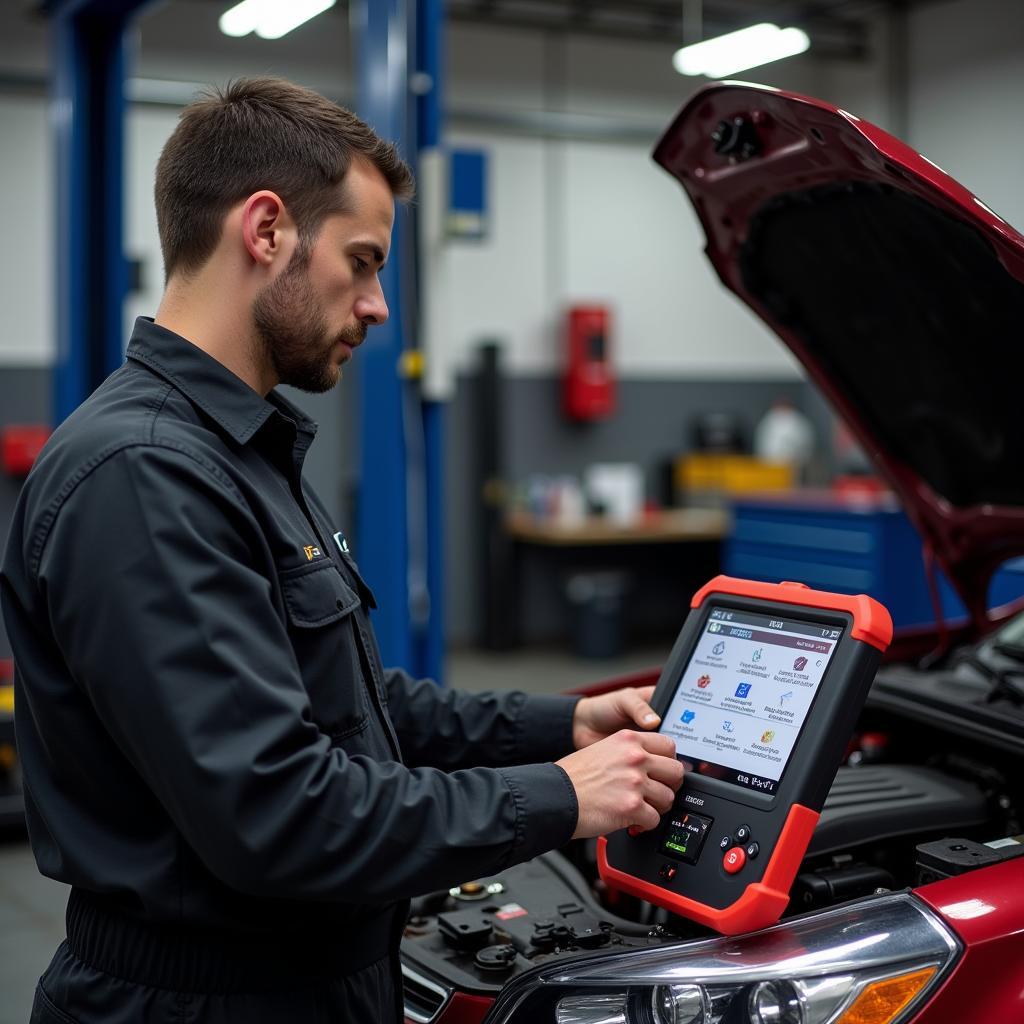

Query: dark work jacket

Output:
[1, 318, 579, 1014]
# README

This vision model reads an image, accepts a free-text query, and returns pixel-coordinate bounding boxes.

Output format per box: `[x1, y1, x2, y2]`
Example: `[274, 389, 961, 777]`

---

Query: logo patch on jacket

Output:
[303, 545, 323, 562]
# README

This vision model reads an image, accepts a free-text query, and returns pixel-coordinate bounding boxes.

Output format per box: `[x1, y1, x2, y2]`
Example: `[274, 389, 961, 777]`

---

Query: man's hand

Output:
[557, 730, 684, 838]
[572, 686, 660, 749]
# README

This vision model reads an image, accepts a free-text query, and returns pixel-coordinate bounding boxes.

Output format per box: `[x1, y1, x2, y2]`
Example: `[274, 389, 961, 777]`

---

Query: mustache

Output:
[339, 322, 368, 346]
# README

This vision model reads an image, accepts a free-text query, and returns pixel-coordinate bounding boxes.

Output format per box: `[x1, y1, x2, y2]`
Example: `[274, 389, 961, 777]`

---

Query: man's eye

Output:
[353, 257, 369, 272]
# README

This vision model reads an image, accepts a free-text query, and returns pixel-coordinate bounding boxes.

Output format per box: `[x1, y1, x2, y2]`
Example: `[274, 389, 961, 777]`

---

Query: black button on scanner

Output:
[735, 824, 751, 843]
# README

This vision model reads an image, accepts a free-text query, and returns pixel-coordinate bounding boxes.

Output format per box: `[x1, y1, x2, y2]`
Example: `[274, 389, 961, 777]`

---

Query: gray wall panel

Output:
[445, 366, 819, 647]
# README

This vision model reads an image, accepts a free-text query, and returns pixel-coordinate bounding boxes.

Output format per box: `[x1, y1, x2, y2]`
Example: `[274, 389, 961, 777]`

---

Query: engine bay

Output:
[401, 673, 1024, 1017]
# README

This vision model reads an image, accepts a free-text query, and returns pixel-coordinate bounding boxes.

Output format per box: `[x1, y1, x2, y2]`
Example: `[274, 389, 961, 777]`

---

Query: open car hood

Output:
[654, 83, 1024, 630]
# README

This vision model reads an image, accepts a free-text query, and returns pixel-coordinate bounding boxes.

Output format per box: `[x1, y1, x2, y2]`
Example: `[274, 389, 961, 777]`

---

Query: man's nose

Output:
[355, 279, 388, 326]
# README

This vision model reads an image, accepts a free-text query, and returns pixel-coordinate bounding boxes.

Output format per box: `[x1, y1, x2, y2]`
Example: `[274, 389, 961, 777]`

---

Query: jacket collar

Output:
[125, 317, 317, 445]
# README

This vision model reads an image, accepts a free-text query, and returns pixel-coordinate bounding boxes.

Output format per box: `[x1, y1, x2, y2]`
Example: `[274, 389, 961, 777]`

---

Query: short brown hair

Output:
[155, 78, 415, 278]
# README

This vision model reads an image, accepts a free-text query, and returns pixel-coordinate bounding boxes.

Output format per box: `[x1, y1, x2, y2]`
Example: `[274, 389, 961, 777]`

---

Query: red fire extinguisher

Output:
[564, 305, 614, 421]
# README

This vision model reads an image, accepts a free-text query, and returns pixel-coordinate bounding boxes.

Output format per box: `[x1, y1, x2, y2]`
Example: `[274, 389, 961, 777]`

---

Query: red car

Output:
[400, 83, 1024, 1024]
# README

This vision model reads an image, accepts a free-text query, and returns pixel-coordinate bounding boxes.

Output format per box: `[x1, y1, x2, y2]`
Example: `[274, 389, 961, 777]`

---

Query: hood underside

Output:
[654, 84, 1024, 627]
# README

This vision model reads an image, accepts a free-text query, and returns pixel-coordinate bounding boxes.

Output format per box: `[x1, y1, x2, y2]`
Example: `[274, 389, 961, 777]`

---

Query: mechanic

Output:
[0, 78, 684, 1023]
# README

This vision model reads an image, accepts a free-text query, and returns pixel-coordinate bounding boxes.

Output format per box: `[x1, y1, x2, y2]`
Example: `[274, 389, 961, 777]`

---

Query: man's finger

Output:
[643, 778, 677, 815]
[623, 687, 660, 728]
[630, 801, 661, 832]
[636, 731, 677, 757]
[647, 752, 685, 788]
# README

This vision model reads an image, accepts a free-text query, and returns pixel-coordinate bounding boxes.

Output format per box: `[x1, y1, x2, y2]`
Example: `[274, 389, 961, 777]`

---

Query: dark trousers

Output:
[30, 889, 405, 1022]
[31, 941, 400, 1023]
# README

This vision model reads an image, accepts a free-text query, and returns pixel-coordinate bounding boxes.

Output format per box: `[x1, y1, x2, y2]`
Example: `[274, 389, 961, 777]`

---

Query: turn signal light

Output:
[835, 968, 936, 1024]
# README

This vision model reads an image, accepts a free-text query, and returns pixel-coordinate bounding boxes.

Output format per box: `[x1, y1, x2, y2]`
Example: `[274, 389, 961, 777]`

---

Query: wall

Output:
[906, 0, 1024, 231]
[0, 94, 52, 366]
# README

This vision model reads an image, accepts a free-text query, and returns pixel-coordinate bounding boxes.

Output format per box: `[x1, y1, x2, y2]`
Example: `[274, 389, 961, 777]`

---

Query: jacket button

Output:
[336, 599, 344, 609]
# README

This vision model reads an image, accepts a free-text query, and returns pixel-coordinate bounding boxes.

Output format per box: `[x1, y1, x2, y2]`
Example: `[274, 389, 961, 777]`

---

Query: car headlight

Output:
[484, 893, 959, 1024]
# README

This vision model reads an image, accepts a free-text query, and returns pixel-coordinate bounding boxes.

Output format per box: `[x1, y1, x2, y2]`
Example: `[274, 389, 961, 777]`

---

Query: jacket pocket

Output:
[280, 560, 361, 626]
[278, 562, 369, 739]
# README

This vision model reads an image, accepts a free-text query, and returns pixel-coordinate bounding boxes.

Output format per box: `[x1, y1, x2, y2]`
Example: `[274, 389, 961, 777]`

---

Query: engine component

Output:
[438, 910, 494, 951]
[528, 921, 572, 952]
[449, 879, 505, 901]
[474, 944, 518, 973]
[402, 853, 667, 999]
[916, 835, 1024, 883]
[807, 764, 989, 857]
[567, 916, 612, 949]
[793, 862, 896, 911]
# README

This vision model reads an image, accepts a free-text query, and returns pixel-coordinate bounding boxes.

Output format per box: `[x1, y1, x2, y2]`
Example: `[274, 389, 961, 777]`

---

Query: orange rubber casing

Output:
[691, 576, 892, 652]
[598, 805, 819, 935]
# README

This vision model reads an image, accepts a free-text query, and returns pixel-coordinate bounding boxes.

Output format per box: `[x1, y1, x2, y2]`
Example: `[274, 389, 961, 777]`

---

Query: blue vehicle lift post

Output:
[48, 0, 154, 424]
[351, 0, 447, 683]
[415, 0, 446, 686]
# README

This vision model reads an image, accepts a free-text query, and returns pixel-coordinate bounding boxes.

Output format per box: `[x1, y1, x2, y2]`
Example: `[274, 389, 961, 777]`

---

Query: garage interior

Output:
[1, 1, 1022, 1021]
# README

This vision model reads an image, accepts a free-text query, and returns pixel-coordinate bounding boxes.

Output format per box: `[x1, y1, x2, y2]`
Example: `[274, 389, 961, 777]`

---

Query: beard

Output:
[252, 250, 367, 394]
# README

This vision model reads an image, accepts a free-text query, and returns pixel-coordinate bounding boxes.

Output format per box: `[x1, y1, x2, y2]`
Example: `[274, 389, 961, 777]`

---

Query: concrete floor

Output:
[0, 834, 67, 1023]
[0, 644, 668, 1023]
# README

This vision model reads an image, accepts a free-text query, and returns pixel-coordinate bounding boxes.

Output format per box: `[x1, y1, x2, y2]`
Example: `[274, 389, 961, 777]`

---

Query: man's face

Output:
[253, 159, 394, 393]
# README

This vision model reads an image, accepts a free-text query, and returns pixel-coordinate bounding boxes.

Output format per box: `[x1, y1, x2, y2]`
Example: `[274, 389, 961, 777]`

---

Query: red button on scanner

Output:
[628, 826, 643, 837]
[723, 846, 746, 874]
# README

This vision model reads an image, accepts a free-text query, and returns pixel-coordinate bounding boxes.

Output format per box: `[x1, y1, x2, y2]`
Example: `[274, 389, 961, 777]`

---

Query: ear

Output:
[240, 191, 296, 268]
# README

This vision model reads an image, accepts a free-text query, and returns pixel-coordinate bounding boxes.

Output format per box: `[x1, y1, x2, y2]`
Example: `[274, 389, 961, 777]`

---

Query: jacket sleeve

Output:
[33, 444, 578, 903]
[384, 668, 580, 771]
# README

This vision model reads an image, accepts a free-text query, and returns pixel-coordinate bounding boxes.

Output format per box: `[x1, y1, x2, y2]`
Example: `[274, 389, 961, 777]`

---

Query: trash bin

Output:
[565, 571, 630, 659]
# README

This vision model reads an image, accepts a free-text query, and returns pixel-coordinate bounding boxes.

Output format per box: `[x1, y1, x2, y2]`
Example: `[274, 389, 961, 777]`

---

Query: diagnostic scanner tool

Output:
[598, 576, 892, 935]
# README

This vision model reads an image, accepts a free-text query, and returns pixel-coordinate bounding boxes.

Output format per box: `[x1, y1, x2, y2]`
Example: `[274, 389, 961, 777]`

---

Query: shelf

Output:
[504, 508, 730, 547]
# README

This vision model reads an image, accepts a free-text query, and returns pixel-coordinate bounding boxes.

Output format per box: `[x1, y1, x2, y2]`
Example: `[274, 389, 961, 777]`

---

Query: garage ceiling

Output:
[168, 0, 927, 60]
[10, 0, 927, 69]
[444, 0, 911, 59]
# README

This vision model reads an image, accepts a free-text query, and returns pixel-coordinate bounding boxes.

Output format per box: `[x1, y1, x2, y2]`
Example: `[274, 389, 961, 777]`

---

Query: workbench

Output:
[492, 508, 729, 650]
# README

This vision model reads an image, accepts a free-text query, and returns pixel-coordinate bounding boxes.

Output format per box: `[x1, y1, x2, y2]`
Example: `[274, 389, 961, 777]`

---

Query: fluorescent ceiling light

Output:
[219, 0, 337, 40]
[672, 23, 810, 77]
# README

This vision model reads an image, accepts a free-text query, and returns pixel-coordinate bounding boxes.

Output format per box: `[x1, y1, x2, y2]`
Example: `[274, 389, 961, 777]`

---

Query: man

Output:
[1, 78, 683, 1023]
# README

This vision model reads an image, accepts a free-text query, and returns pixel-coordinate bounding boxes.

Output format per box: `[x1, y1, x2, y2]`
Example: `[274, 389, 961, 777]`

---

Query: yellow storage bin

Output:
[675, 454, 794, 498]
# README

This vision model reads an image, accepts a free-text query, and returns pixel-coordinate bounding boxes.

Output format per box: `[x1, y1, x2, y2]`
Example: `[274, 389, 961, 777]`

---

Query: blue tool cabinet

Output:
[724, 495, 1024, 629]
